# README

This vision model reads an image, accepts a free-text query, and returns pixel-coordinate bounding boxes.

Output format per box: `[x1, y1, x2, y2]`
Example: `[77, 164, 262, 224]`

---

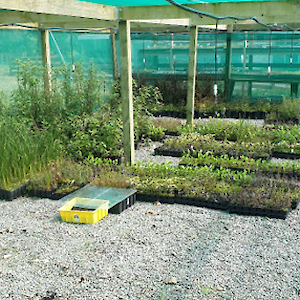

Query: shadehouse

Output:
[0, 0, 299, 164]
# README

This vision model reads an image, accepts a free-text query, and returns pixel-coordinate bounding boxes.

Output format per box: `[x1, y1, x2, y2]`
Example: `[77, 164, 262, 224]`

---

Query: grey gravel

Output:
[135, 140, 179, 166]
[1, 197, 300, 300]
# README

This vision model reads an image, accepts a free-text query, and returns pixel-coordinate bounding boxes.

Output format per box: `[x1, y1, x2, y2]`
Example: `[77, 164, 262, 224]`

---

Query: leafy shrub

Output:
[107, 79, 163, 142]
[58, 111, 123, 160]
[11, 60, 61, 128]
[276, 97, 300, 122]
[266, 97, 300, 123]
[11, 60, 105, 129]
[57, 62, 104, 116]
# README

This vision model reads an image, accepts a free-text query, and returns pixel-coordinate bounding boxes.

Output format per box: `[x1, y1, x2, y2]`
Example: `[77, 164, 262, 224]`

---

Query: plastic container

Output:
[58, 197, 109, 224]
[109, 193, 136, 214]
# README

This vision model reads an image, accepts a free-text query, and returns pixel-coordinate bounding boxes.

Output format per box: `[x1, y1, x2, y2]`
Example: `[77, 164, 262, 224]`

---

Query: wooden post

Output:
[224, 26, 233, 102]
[111, 29, 119, 81]
[291, 83, 298, 98]
[248, 54, 253, 98]
[170, 33, 174, 70]
[41, 29, 52, 93]
[241, 32, 248, 96]
[153, 35, 159, 70]
[186, 25, 198, 126]
[119, 20, 135, 165]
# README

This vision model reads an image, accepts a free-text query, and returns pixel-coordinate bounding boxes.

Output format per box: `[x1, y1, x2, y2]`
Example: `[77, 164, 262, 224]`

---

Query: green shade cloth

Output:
[77, 0, 286, 6]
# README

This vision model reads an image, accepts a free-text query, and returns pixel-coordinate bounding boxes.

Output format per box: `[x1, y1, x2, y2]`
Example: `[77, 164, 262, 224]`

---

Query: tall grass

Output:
[0, 120, 62, 190]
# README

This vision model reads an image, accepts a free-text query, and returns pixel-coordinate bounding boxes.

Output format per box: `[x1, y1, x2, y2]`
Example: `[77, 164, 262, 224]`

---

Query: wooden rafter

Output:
[0, 11, 118, 28]
[120, 1, 300, 28]
[0, 0, 116, 20]
[0, 1, 299, 29]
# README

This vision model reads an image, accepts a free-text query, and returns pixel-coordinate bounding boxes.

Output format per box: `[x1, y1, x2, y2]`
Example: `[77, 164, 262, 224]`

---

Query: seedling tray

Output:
[272, 151, 300, 160]
[137, 193, 229, 210]
[0, 182, 29, 201]
[58, 185, 137, 214]
[228, 206, 291, 220]
[59, 198, 109, 224]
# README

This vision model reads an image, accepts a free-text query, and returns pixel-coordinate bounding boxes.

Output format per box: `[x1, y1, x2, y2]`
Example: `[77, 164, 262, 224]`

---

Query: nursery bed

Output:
[136, 193, 296, 220]
[154, 146, 271, 160]
[135, 133, 300, 220]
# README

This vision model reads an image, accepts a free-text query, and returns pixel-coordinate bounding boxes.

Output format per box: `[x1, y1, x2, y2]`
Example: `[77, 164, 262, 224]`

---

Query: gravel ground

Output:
[1, 196, 300, 300]
[1, 118, 300, 300]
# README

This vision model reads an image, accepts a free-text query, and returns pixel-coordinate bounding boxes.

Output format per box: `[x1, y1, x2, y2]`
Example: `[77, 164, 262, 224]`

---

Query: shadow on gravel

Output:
[49, 214, 64, 223]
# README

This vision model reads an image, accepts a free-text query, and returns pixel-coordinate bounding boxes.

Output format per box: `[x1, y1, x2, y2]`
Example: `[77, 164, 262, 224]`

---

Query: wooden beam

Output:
[0, 0, 116, 20]
[130, 22, 189, 33]
[41, 29, 52, 93]
[119, 20, 135, 165]
[186, 25, 198, 126]
[0, 11, 118, 28]
[133, 19, 190, 26]
[120, 1, 300, 27]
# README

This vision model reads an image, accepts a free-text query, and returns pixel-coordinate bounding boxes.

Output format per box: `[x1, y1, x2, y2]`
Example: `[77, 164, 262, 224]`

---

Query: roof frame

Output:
[119, 1, 300, 29]
[0, 1, 300, 31]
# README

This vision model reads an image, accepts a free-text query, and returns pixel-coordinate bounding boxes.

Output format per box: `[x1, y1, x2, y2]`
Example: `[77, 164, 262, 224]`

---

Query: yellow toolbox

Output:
[58, 198, 109, 224]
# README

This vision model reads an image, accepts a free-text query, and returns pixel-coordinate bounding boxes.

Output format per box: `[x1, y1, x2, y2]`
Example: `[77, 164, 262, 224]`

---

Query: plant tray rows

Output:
[272, 152, 300, 160]
[136, 193, 298, 220]
[155, 146, 300, 160]
[152, 110, 266, 120]
[26, 184, 85, 200]
[154, 147, 271, 160]
[179, 162, 300, 181]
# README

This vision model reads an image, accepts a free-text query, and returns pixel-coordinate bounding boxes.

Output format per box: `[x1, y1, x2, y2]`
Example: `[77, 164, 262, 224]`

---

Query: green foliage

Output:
[273, 141, 300, 154]
[11, 60, 104, 128]
[0, 119, 62, 190]
[128, 162, 299, 211]
[11, 60, 60, 128]
[108, 79, 162, 113]
[58, 62, 103, 116]
[231, 178, 298, 211]
[163, 132, 272, 158]
[136, 74, 187, 107]
[183, 120, 300, 148]
[0, 92, 9, 121]
[107, 79, 163, 142]
[29, 158, 93, 191]
[129, 162, 247, 197]
[58, 111, 123, 160]
[180, 151, 300, 176]
[277, 97, 300, 122]
[9, 60, 122, 161]
[151, 117, 183, 133]
[84, 155, 130, 188]
[266, 97, 300, 123]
